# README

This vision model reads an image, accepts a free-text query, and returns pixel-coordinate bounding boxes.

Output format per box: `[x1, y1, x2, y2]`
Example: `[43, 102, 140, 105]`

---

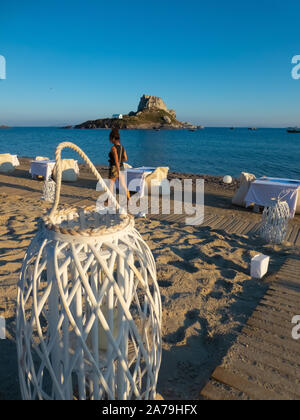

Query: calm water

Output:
[0, 127, 299, 179]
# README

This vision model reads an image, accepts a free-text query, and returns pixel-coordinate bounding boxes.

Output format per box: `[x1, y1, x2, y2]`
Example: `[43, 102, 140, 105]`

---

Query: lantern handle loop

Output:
[49, 141, 121, 220]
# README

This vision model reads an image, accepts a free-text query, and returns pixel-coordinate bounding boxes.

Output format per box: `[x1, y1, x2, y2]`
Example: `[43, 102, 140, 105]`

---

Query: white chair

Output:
[53, 159, 80, 182]
[0, 153, 20, 173]
[145, 167, 169, 190]
[232, 172, 256, 207]
[35, 156, 49, 161]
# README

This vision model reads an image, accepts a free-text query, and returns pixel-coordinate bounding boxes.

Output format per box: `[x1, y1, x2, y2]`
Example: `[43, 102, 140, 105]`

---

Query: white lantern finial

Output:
[223, 175, 233, 184]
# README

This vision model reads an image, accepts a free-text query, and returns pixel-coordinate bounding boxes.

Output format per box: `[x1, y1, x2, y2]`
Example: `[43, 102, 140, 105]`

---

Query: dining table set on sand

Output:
[233, 173, 300, 219]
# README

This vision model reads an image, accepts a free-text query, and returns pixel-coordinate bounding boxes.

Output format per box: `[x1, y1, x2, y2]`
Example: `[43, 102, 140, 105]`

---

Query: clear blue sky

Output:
[0, 0, 300, 127]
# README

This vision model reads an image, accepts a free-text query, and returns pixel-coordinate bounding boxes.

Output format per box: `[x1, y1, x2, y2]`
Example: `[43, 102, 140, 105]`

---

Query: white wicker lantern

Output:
[16, 142, 162, 400]
[259, 195, 290, 245]
[41, 179, 56, 203]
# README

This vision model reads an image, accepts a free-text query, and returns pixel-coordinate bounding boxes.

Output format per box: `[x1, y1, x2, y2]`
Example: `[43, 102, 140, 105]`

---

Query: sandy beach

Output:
[0, 159, 299, 400]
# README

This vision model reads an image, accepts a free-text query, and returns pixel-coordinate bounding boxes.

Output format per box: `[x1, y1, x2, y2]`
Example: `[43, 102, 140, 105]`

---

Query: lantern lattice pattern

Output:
[16, 143, 162, 400]
[259, 196, 290, 245]
[41, 179, 56, 203]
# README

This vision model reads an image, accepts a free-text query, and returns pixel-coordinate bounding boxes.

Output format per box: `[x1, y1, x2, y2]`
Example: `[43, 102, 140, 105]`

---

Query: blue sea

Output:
[0, 127, 299, 179]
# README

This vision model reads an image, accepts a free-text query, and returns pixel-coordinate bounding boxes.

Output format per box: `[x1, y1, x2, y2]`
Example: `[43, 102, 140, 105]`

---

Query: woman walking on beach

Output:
[107, 127, 130, 202]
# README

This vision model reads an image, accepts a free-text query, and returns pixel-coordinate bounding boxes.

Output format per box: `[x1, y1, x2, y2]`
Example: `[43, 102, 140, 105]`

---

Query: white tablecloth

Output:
[30, 160, 56, 180]
[11, 155, 20, 166]
[245, 177, 300, 217]
[116, 167, 155, 198]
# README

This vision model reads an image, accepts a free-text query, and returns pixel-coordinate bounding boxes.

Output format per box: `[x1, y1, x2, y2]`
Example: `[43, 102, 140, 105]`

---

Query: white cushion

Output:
[0, 154, 14, 173]
[35, 156, 49, 161]
[232, 172, 256, 207]
[53, 159, 79, 182]
[145, 167, 169, 188]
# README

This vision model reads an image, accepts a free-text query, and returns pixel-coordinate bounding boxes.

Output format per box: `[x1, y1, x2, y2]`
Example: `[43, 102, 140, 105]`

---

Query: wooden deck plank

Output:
[251, 309, 295, 330]
[211, 367, 286, 400]
[216, 216, 237, 231]
[229, 220, 247, 234]
[285, 225, 294, 242]
[203, 213, 219, 225]
[248, 222, 262, 234]
[237, 333, 300, 369]
[255, 302, 298, 322]
[260, 295, 300, 313]
[266, 288, 300, 305]
[274, 279, 300, 293]
[233, 339, 300, 382]
[269, 283, 300, 298]
[242, 325, 300, 356]
[208, 216, 226, 229]
[276, 272, 300, 283]
[287, 225, 300, 245]
[214, 218, 234, 231]
[200, 381, 239, 401]
[254, 305, 295, 323]
[236, 221, 252, 235]
[254, 299, 298, 319]
[240, 220, 257, 235]
[212, 216, 231, 230]
[220, 217, 243, 233]
[219, 359, 300, 399]
[246, 317, 295, 340]
[234, 221, 254, 235]
[222, 217, 239, 229]
[278, 263, 300, 273]
[295, 229, 300, 247]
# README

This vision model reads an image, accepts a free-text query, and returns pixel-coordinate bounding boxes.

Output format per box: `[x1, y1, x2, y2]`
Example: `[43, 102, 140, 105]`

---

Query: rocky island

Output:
[74, 95, 188, 130]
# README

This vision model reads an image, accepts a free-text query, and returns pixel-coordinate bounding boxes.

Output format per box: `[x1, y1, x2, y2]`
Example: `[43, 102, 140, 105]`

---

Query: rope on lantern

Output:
[16, 142, 162, 400]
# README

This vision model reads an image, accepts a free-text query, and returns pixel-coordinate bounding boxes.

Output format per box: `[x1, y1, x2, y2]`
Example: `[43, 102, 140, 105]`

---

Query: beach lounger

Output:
[0, 153, 20, 173]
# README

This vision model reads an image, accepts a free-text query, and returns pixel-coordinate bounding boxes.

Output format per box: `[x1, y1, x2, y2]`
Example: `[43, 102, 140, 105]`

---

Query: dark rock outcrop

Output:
[74, 95, 184, 130]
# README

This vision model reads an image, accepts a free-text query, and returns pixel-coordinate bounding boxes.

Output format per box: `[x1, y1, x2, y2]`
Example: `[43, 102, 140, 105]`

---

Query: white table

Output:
[116, 167, 155, 198]
[245, 177, 300, 218]
[30, 160, 56, 180]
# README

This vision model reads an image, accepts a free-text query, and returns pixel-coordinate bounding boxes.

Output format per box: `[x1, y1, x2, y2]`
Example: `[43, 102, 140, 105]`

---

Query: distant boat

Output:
[197, 125, 205, 130]
[248, 127, 257, 131]
[287, 127, 300, 133]
[230, 127, 235, 130]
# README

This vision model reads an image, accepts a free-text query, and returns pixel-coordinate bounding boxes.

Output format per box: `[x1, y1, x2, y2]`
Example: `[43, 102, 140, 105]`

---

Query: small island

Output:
[74, 95, 194, 130]
[0, 125, 11, 129]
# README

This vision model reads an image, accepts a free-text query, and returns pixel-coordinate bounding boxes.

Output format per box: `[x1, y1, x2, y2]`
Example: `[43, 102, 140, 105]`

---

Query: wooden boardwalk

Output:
[200, 257, 300, 400]
[151, 209, 300, 247]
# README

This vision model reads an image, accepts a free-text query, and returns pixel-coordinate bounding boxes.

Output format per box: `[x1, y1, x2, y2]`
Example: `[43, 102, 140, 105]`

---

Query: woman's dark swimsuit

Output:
[108, 145, 125, 179]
